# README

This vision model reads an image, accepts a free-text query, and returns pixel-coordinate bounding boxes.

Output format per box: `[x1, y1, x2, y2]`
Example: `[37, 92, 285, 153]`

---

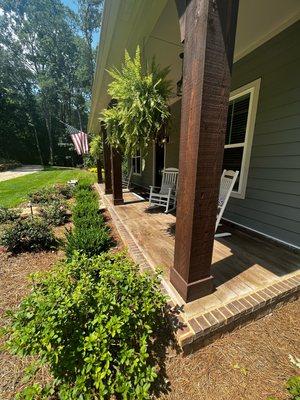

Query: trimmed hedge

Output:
[65, 183, 111, 258]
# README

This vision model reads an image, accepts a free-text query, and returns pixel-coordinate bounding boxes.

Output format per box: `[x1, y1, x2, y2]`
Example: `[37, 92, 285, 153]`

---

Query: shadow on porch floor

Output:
[95, 184, 300, 349]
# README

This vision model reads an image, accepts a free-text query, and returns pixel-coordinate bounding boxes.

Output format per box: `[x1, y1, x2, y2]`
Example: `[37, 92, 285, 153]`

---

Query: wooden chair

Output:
[215, 169, 239, 237]
[149, 168, 179, 213]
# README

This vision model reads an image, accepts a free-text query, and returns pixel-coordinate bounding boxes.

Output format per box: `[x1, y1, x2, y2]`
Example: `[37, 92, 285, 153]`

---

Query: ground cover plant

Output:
[0, 167, 96, 208]
[65, 183, 111, 258]
[1, 218, 57, 253]
[29, 183, 75, 205]
[40, 200, 69, 226]
[6, 252, 169, 399]
[0, 206, 20, 224]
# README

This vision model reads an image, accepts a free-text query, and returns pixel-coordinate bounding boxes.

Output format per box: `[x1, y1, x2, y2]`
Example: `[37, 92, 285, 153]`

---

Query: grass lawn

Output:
[0, 167, 96, 208]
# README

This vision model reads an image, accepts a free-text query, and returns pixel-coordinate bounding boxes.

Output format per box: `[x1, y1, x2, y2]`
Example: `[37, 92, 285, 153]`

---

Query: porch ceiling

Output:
[88, 0, 300, 133]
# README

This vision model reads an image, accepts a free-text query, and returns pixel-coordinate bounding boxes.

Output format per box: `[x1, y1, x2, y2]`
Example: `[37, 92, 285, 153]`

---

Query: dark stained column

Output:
[102, 128, 112, 194]
[170, 0, 239, 302]
[96, 158, 103, 183]
[111, 147, 124, 205]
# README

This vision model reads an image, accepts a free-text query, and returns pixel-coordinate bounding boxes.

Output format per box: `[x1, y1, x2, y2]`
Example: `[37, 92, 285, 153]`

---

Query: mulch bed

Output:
[0, 204, 299, 399]
[0, 250, 64, 399]
[161, 299, 300, 400]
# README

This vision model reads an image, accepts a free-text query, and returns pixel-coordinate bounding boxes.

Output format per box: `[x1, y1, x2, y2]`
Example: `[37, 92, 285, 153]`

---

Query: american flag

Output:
[62, 122, 89, 155]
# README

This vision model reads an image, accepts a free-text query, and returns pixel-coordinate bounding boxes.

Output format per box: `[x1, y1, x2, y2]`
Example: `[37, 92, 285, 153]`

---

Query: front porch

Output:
[96, 184, 300, 350]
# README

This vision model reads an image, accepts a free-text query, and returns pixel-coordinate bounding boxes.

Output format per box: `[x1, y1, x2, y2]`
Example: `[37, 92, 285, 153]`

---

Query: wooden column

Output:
[170, 0, 239, 302]
[111, 147, 124, 205]
[102, 128, 112, 194]
[96, 159, 103, 183]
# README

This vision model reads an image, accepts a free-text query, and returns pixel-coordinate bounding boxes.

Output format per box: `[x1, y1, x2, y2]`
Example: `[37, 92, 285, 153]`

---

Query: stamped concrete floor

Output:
[96, 184, 300, 349]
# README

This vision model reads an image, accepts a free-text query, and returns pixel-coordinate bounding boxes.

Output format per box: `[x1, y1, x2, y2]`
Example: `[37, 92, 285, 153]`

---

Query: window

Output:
[132, 148, 142, 175]
[223, 78, 261, 199]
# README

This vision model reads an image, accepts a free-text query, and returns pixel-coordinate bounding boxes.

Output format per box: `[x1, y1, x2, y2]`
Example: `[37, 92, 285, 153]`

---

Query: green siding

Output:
[224, 21, 300, 248]
[130, 147, 154, 188]
[132, 21, 300, 248]
[165, 100, 181, 168]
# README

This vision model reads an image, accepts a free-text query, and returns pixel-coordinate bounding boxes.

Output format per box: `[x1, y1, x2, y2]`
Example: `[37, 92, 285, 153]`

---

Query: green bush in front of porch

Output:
[6, 251, 169, 399]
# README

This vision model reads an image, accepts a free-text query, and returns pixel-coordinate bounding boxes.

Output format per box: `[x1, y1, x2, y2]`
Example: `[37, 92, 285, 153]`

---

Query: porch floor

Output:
[96, 184, 300, 349]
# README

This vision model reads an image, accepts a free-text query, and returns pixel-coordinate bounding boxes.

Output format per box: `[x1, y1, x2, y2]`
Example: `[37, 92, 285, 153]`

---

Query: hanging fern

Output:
[101, 46, 171, 156]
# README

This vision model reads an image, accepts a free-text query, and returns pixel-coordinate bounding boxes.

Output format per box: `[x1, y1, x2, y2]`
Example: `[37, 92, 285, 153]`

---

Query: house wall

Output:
[131, 21, 300, 248]
[224, 21, 300, 248]
[165, 100, 181, 168]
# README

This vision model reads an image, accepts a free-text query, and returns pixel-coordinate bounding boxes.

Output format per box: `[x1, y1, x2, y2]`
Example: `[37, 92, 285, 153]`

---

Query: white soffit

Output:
[234, 0, 300, 62]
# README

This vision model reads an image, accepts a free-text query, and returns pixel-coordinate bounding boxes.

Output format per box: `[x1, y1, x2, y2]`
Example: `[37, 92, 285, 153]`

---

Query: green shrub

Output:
[268, 376, 300, 400]
[65, 225, 111, 258]
[1, 218, 57, 253]
[286, 376, 300, 400]
[53, 183, 74, 199]
[0, 206, 20, 224]
[28, 184, 74, 205]
[7, 252, 169, 399]
[28, 187, 61, 204]
[40, 200, 69, 226]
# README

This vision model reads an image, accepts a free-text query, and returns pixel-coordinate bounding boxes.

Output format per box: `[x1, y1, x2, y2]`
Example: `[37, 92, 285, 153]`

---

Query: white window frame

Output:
[132, 148, 142, 176]
[226, 78, 261, 199]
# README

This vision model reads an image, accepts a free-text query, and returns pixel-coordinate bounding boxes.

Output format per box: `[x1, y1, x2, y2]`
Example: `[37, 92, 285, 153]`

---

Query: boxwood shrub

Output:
[7, 252, 168, 399]
[65, 183, 111, 258]
[0, 206, 20, 224]
[40, 200, 69, 226]
[1, 218, 57, 253]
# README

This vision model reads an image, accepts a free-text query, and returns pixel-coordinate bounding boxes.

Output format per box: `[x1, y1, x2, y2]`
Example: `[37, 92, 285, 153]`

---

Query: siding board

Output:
[225, 21, 300, 247]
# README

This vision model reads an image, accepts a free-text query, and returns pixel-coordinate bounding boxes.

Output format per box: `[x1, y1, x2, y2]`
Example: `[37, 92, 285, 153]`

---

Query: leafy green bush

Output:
[1, 218, 57, 253]
[7, 252, 168, 399]
[0, 206, 20, 224]
[53, 183, 74, 199]
[28, 183, 74, 205]
[65, 181, 111, 257]
[65, 225, 111, 258]
[268, 376, 300, 400]
[28, 187, 61, 204]
[286, 376, 300, 400]
[40, 200, 69, 226]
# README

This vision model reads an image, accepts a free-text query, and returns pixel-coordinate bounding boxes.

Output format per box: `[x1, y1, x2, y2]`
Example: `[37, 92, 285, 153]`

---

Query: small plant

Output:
[40, 200, 69, 226]
[28, 184, 74, 205]
[65, 224, 111, 258]
[28, 187, 61, 204]
[6, 252, 169, 399]
[286, 376, 300, 400]
[1, 218, 57, 253]
[53, 183, 74, 199]
[0, 206, 20, 224]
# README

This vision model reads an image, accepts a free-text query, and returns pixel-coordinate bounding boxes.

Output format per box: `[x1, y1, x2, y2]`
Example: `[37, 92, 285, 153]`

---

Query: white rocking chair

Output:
[149, 168, 179, 213]
[122, 166, 133, 191]
[215, 169, 239, 238]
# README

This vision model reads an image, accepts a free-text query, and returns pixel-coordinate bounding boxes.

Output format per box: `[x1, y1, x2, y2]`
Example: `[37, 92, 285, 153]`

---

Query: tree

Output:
[0, 0, 103, 165]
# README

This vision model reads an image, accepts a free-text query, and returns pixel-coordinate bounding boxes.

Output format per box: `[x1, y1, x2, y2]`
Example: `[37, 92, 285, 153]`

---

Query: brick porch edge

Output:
[94, 184, 300, 353]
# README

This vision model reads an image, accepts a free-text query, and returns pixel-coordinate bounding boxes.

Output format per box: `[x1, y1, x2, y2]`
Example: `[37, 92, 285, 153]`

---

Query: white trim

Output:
[132, 149, 142, 176]
[222, 217, 300, 251]
[234, 12, 300, 62]
[226, 78, 261, 199]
